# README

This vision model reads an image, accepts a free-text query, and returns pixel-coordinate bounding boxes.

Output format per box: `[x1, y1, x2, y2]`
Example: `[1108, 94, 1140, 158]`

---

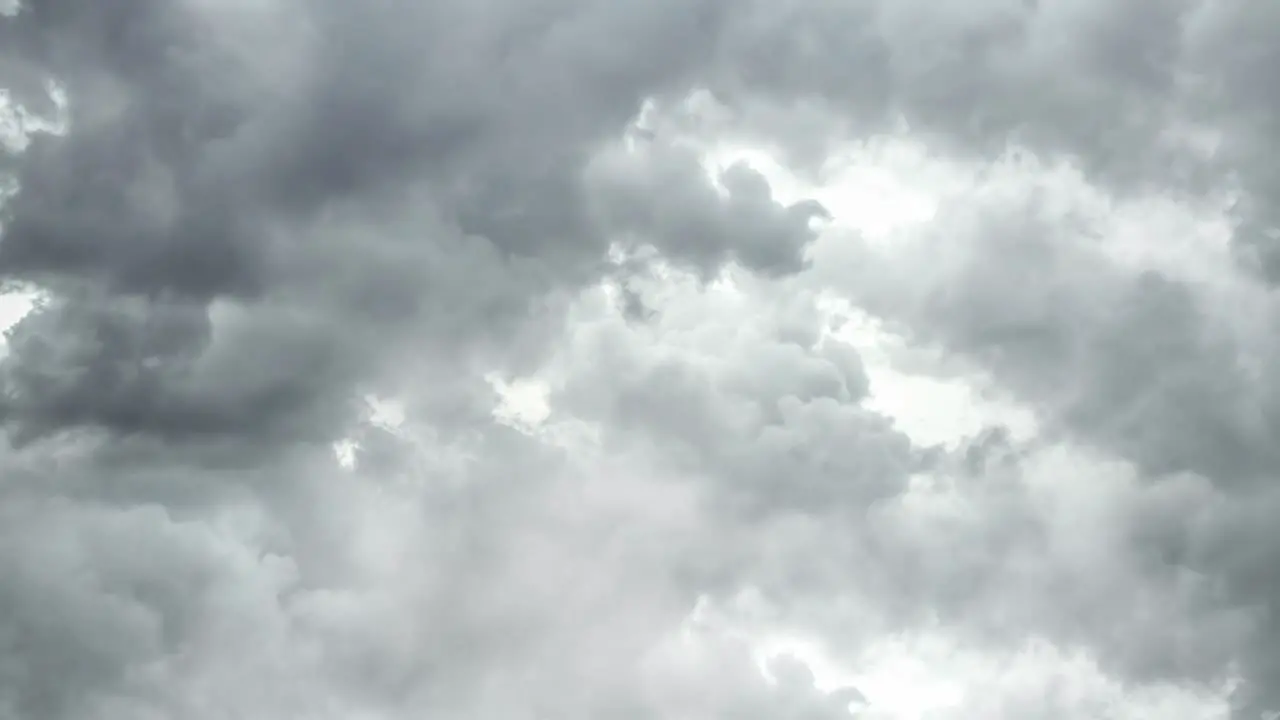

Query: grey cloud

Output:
[822, 193, 1277, 485]
[0, 0, 736, 298]
[0, 0, 866, 717]
[0, 0, 834, 447]
[814, 170, 1280, 714]
[704, 0, 1278, 273]
[8, 0, 1257, 455]
[0, 288, 351, 447]
[0, 492, 304, 720]
[537, 271, 1213, 693]
[586, 137, 829, 278]
[0, 404, 869, 720]
[1183, 1, 1280, 280]
[550, 273, 907, 521]
[0, 0, 1272, 718]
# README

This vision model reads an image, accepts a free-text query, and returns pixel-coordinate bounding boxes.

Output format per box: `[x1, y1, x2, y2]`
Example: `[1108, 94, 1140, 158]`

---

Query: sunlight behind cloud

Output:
[694, 136, 1038, 449]
[0, 82, 66, 356]
[488, 373, 552, 432]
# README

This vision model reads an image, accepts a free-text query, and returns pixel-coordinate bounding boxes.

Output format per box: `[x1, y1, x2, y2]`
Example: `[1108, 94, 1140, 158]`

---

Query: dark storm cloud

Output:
[0, 0, 830, 446]
[2, 0, 1277, 717]
[0, 0, 254, 297]
[0, 0, 756, 300]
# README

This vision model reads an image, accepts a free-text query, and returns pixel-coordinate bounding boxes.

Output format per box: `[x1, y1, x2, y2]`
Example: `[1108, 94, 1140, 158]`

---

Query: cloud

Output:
[804, 133, 1280, 713]
[2, 0, 1278, 719]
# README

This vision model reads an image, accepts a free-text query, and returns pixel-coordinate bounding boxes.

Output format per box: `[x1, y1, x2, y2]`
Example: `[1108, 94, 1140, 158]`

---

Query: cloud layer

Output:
[1, 0, 1278, 718]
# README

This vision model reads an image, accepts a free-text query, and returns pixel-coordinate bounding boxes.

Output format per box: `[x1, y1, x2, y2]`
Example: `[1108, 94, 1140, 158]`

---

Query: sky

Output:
[1, 1, 1279, 718]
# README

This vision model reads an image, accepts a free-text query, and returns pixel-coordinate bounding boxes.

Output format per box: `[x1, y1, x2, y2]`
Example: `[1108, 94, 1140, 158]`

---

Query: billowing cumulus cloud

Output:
[1, 0, 1278, 718]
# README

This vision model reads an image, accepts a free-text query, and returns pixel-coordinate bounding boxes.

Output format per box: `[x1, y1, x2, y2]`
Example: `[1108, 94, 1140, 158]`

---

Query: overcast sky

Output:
[1, 1, 1279, 718]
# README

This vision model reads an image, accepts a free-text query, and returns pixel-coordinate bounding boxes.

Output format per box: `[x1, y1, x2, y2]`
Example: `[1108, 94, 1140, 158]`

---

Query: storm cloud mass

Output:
[1, 0, 1279, 717]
